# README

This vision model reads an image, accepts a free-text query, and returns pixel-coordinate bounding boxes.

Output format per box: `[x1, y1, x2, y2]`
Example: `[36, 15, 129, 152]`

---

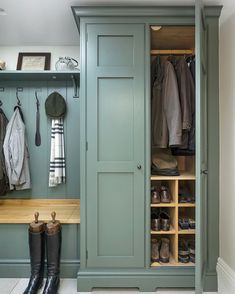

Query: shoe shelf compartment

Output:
[0, 199, 80, 224]
[150, 156, 195, 267]
[151, 234, 177, 267]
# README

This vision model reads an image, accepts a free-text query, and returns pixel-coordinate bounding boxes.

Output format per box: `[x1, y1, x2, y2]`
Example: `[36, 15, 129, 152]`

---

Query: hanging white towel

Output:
[49, 118, 66, 187]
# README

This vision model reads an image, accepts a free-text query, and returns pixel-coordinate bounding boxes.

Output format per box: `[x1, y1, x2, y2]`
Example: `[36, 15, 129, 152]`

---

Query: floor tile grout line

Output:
[8, 279, 20, 294]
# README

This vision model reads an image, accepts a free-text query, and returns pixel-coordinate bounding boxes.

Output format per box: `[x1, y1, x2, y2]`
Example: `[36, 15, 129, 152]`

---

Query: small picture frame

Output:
[17, 52, 51, 70]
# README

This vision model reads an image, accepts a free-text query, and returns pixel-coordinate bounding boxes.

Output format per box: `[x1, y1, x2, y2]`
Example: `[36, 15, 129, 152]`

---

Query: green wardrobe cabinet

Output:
[72, 3, 221, 293]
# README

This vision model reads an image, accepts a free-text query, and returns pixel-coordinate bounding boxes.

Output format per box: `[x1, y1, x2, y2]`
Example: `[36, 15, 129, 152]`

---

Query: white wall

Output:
[219, 0, 235, 285]
[0, 46, 79, 70]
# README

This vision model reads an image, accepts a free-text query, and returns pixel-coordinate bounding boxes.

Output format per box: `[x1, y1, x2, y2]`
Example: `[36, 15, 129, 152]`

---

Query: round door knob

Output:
[137, 165, 142, 170]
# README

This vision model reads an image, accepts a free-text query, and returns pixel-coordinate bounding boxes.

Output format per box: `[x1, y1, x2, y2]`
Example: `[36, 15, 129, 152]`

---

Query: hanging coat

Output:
[3, 108, 31, 190]
[0, 109, 9, 195]
[174, 58, 195, 131]
[151, 57, 182, 148]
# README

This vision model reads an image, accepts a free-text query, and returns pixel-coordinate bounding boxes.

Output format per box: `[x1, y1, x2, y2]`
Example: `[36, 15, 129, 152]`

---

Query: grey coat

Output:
[151, 58, 182, 148]
[3, 108, 31, 190]
[175, 58, 195, 131]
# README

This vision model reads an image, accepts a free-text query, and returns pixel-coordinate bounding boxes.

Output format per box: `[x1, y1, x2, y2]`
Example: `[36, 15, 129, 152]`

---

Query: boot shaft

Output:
[28, 230, 45, 275]
[45, 229, 62, 276]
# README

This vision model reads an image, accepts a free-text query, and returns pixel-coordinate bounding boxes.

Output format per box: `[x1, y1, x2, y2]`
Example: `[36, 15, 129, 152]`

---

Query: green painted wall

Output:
[0, 81, 80, 199]
[0, 81, 80, 277]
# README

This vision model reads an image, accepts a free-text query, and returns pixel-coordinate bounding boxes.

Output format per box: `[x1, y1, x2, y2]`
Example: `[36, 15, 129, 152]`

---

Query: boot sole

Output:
[160, 257, 169, 263]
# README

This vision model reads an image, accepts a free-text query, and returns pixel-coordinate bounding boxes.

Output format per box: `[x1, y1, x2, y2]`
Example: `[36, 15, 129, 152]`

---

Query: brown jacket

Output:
[151, 58, 182, 148]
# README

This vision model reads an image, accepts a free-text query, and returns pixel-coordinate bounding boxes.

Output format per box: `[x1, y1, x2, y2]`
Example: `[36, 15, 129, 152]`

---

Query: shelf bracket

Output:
[71, 74, 80, 98]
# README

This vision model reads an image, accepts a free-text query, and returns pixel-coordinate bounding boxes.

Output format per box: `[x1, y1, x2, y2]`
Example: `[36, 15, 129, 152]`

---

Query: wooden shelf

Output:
[0, 199, 80, 224]
[178, 203, 195, 207]
[151, 172, 195, 181]
[151, 49, 194, 56]
[0, 70, 80, 81]
[151, 255, 177, 267]
[150, 157, 196, 268]
[151, 203, 176, 207]
[151, 226, 175, 235]
[151, 259, 195, 267]
[177, 262, 195, 267]
[178, 228, 195, 234]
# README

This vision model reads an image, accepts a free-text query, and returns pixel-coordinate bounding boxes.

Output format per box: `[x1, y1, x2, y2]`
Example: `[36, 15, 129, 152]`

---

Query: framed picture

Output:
[17, 52, 51, 70]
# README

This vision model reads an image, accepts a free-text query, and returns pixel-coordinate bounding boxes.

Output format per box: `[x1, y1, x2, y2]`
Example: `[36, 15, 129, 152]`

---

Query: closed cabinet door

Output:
[196, 0, 208, 293]
[86, 23, 145, 268]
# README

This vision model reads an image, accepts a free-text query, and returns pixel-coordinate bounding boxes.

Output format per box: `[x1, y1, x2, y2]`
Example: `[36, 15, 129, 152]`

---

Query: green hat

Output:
[45, 92, 67, 118]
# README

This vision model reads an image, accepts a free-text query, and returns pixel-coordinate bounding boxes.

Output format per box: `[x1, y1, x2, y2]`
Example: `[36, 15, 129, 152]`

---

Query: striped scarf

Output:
[49, 118, 66, 187]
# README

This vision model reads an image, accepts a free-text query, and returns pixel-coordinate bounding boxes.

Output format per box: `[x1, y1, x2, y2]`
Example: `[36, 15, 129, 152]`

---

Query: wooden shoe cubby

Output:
[151, 155, 196, 267]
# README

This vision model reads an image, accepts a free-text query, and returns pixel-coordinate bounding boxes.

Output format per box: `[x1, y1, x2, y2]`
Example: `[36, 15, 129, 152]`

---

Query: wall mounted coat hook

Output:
[16, 87, 23, 106]
[71, 74, 80, 98]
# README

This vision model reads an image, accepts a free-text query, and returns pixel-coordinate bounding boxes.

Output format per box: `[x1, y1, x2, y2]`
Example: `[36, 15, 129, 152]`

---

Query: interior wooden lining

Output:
[151, 26, 195, 51]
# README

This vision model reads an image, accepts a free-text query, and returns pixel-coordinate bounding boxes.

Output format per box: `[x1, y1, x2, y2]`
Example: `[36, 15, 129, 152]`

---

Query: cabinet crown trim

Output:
[72, 5, 222, 20]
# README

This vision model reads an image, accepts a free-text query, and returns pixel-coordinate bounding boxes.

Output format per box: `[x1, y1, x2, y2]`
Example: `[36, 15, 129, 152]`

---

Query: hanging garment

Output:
[174, 58, 195, 131]
[151, 57, 182, 148]
[187, 56, 195, 82]
[3, 108, 31, 190]
[172, 57, 195, 154]
[49, 118, 66, 187]
[0, 109, 9, 195]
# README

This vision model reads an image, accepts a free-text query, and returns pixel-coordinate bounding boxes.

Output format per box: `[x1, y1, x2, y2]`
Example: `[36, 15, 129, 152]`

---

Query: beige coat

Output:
[151, 58, 182, 148]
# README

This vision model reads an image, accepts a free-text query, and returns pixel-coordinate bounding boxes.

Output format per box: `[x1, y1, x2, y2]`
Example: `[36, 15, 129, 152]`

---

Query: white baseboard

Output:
[217, 257, 235, 294]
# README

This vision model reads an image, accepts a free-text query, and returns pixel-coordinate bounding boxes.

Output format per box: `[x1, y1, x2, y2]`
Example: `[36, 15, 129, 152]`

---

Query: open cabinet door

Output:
[195, 1, 208, 294]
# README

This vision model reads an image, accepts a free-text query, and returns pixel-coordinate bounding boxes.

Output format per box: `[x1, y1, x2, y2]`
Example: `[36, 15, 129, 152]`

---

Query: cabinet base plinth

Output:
[77, 268, 196, 292]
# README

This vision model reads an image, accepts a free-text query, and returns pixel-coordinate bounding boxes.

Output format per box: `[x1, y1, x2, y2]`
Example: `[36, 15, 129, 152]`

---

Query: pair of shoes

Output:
[151, 211, 170, 231]
[151, 238, 170, 263]
[178, 239, 195, 263]
[151, 185, 171, 204]
[188, 239, 195, 263]
[179, 218, 195, 230]
[151, 187, 160, 204]
[178, 186, 195, 203]
[179, 194, 195, 203]
[23, 212, 61, 294]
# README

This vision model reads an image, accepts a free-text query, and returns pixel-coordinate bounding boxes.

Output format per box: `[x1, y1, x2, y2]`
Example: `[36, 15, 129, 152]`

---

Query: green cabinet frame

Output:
[73, 5, 222, 293]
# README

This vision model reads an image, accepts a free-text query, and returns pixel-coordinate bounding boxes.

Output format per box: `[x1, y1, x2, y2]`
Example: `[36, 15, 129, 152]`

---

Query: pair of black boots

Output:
[24, 212, 61, 294]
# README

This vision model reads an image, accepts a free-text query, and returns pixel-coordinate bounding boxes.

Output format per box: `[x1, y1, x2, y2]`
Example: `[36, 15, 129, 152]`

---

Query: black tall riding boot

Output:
[23, 228, 45, 294]
[43, 212, 61, 294]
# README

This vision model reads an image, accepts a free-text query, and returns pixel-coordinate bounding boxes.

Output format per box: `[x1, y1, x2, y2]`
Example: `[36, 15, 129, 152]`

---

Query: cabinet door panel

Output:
[196, 1, 208, 293]
[86, 24, 145, 268]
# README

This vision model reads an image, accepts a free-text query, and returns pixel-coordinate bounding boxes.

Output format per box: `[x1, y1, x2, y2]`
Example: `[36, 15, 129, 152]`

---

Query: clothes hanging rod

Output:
[151, 49, 194, 55]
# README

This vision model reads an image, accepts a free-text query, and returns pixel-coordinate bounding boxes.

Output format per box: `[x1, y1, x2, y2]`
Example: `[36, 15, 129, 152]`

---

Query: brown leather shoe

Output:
[151, 238, 160, 262]
[160, 211, 170, 231]
[151, 187, 160, 204]
[160, 186, 171, 203]
[160, 238, 170, 263]
[151, 212, 161, 231]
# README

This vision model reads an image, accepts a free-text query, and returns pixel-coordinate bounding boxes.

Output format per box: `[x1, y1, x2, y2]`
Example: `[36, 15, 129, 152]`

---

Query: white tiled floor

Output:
[0, 279, 217, 294]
